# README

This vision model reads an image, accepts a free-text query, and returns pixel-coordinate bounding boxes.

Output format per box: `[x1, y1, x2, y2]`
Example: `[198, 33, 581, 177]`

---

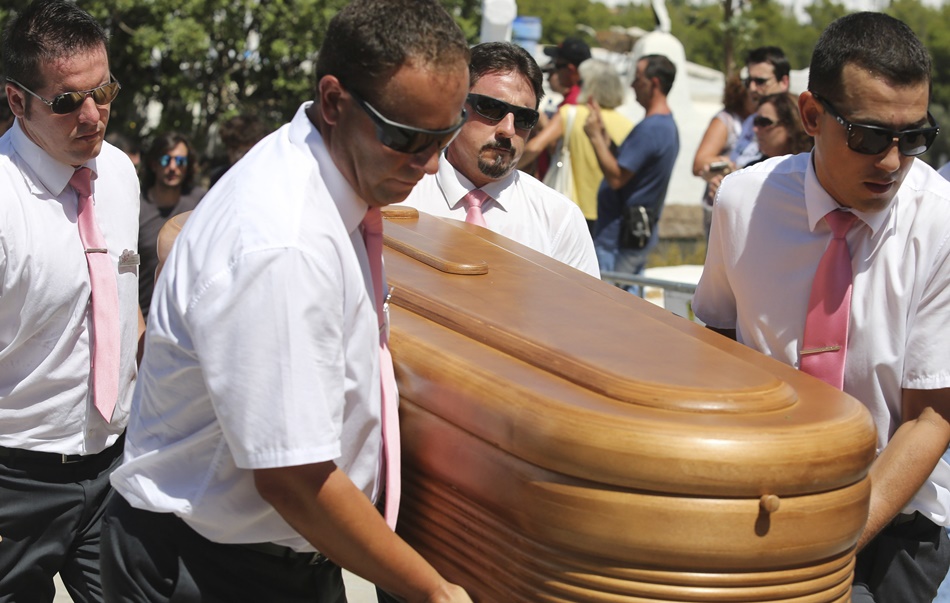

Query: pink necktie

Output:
[800, 210, 859, 390]
[70, 167, 120, 422]
[362, 207, 401, 530]
[462, 189, 489, 227]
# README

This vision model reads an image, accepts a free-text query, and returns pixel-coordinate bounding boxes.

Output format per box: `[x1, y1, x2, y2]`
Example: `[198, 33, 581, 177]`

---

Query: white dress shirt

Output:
[111, 103, 383, 551]
[403, 155, 600, 277]
[0, 120, 140, 455]
[694, 152, 950, 525]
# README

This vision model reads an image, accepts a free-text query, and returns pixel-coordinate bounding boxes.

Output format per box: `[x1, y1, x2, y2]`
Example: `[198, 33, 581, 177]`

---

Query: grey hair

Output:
[577, 59, 626, 109]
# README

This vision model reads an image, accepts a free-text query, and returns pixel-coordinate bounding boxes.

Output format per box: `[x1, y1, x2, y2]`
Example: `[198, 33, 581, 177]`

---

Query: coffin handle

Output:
[382, 209, 489, 275]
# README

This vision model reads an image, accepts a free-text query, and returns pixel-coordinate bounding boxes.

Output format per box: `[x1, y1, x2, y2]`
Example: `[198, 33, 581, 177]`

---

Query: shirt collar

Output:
[290, 102, 369, 235]
[436, 153, 516, 212]
[803, 151, 894, 236]
[10, 118, 99, 197]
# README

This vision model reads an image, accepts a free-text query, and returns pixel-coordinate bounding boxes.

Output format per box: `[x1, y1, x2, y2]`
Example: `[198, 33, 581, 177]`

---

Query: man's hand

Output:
[423, 583, 474, 603]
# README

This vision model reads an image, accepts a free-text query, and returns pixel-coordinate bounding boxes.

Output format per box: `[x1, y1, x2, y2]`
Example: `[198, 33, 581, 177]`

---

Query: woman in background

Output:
[752, 92, 813, 161]
[519, 59, 633, 235]
[693, 74, 755, 239]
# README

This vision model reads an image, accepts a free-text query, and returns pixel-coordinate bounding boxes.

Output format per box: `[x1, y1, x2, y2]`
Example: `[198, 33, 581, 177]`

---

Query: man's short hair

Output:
[469, 42, 544, 110]
[746, 46, 790, 81]
[641, 54, 676, 96]
[0, 88, 12, 122]
[1, 0, 108, 91]
[143, 132, 198, 195]
[315, 0, 469, 104]
[219, 114, 270, 152]
[807, 12, 931, 102]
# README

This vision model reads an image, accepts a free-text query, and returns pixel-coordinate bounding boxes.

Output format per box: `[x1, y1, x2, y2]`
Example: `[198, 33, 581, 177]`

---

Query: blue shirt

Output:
[594, 113, 679, 250]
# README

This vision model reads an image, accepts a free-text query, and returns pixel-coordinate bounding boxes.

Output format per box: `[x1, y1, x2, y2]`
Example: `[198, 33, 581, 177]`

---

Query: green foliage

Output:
[3, 0, 950, 168]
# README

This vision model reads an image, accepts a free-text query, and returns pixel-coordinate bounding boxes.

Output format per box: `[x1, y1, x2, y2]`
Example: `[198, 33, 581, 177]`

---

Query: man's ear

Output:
[800, 91, 822, 137]
[318, 76, 345, 126]
[5, 82, 27, 119]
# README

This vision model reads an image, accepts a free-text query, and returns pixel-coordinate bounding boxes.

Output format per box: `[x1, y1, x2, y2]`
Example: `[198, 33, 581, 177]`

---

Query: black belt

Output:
[0, 434, 124, 465]
[239, 541, 327, 566]
[891, 511, 919, 527]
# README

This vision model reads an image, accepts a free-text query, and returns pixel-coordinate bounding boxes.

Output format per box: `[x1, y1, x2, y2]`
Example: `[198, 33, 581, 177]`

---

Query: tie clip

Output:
[800, 345, 841, 356]
[85, 248, 108, 254]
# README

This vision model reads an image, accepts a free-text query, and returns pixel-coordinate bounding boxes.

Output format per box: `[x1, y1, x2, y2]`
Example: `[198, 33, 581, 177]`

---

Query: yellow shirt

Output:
[560, 104, 633, 221]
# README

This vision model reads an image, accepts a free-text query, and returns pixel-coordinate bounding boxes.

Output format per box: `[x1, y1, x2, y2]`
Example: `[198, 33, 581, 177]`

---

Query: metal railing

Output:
[600, 271, 699, 298]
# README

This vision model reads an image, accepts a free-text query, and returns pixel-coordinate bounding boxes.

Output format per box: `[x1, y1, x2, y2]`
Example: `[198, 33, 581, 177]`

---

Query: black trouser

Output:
[101, 495, 346, 602]
[0, 437, 124, 603]
[852, 512, 950, 602]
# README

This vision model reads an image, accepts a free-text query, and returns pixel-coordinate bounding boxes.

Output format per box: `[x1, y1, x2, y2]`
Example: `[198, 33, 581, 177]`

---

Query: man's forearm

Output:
[254, 462, 470, 603]
[858, 406, 950, 550]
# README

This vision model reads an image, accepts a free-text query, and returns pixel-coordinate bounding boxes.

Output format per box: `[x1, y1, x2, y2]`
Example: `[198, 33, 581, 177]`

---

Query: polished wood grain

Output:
[383, 209, 877, 602]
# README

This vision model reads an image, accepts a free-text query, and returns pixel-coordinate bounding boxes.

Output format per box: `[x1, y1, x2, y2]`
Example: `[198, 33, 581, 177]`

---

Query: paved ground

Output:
[54, 570, 377, 602]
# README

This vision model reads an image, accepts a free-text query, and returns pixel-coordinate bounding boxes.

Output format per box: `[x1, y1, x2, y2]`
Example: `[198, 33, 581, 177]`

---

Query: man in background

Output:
[137, 132, 205, 317]
[584, 54, 679, 278]
[543, 36, 591, 107]
[0, 0, 140, 600]
[208, 113, 270, 187]
[403, 42, 599, 277]
[732, 46, 790, 167]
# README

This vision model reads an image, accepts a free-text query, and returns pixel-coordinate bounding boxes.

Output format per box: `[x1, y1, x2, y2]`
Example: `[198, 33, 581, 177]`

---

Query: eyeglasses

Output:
[159, 154, 188, 167]
[6, 76, 121, 115]
[743, 76, 773, 89]
[753, 115, 776, 129]
[466, 93, 540, 130]
[349, 89, 466, 154]
[813, 93, 939, 157]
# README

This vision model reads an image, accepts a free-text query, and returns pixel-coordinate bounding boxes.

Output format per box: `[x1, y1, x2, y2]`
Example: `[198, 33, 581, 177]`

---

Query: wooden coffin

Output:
[381, 207, 877, 603]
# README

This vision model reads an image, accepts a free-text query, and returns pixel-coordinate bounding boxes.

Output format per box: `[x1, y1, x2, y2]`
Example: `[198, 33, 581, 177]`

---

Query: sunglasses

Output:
[159, 154, 188, 168]
[6, 77, 121, 115]
[814, 93, 939, 157]
[743, 76, 773, 88]
[466, 93, 540, 130]
[349, 89, 466, 154]
[753, 115, 777, 129]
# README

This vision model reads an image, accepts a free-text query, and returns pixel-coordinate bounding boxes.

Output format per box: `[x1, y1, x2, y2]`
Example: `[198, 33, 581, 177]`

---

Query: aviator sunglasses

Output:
[466, 93, 540, 130]
[348, 88, 467, 154]
[753, 115, 777, 129]
[813, 93, 939, 157]
[6, 77, 121, 115]
[159, 154, 188, 168]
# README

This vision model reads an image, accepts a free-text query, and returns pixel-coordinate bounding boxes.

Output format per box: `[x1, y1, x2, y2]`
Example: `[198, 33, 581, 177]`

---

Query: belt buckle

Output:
[308, 552, 327, 565]
[60, 453, 82, 464]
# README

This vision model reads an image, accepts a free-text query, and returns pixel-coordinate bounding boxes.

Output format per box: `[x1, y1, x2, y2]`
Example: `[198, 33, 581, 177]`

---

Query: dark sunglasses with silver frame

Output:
[812, 92, 939, 157]
[348, 88, 466, 155]
[466, 93, 540, 130]
[6, 76, 121, 115]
